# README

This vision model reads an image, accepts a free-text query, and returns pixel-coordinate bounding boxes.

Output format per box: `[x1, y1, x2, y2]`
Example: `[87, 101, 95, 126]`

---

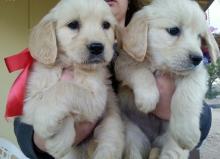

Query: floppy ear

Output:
[29, 20, 57, 65]
[121, 12, 148, 62]
[203, 30, 220, 63]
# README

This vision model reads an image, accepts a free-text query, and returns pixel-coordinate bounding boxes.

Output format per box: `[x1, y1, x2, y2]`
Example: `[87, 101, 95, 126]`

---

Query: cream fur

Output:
[115, 0, 220, 159]
[22, 0, 124, 158]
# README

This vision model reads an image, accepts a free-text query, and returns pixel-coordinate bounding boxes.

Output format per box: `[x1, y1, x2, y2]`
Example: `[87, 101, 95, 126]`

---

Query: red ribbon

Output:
[4, 48, 34, 118]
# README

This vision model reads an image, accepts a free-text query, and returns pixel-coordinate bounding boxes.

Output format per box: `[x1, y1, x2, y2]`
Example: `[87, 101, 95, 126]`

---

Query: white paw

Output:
[170, 122, 200, 150]
[124, 152, 142, 159]
[160, 155, 170, 159]
[33, 106, 68, 139]
[135, 92, 158, 113]
[160, 151, 176, 159]
[46, 117, 75, 159]
[34, 116, 64, 138]
[46, 137, 73, 159]
[160, 150, 189, 159]
[93, 148, 121, 159]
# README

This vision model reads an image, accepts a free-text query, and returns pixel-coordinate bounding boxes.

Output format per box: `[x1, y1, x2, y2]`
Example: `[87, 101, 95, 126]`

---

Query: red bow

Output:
[4, 48, 34, 118]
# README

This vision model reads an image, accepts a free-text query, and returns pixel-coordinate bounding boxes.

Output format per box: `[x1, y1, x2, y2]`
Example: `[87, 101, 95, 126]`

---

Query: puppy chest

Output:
[70, 72, 108, 122]
[73, 86, 108, 122]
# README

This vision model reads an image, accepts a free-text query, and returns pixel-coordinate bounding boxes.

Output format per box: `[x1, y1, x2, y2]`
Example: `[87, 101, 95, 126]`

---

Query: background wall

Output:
[0, 0, 58, 146]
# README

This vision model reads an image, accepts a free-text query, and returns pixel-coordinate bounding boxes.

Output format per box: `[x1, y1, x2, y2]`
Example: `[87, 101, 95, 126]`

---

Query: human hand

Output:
[33, 121, 96, 152]
[152, 73, 175, 120]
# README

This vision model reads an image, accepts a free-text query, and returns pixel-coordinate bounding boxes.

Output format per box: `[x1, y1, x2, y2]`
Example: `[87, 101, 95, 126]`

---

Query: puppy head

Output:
[121, 0, 219, 74]
[29, 0, 116, 69]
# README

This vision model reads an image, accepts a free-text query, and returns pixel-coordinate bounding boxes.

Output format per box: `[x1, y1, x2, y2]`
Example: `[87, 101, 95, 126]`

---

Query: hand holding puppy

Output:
[34, 121, 97, 152]
[33, 67, 96, 151]
[153, 73, 175, 120]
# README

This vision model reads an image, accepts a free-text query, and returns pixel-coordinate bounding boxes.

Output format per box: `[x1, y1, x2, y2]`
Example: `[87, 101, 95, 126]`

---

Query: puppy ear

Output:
[203, 30, 220, 63]
[121, 12, 148, 62]
[29, 20, 57, 65]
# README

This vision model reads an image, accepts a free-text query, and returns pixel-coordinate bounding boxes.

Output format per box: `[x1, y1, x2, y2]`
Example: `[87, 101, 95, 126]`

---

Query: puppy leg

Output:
[119, 67, 159, 113]
[32, 80, 99, 138]
[33, 101, 69, 139]
[132, 68, 159, 113]
[45, 116, 76, 159]
[61, 150, 78, 159]
[170, 67, 208, 150]
[159, 133, 189, 159]
[115, 55, 159, 113]
[123, 119, 151, 159]
[31, 82, 95, 158]
[92, 92, 124, 159]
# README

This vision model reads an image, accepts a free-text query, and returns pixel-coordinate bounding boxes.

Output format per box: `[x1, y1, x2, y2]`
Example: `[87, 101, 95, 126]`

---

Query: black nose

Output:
[87, 43, 104, 55]
[189, 54, 203, 66]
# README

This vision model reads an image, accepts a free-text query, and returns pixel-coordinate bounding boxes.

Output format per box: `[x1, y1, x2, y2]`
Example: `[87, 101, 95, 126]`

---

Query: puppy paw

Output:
[93, 147, 121, 159]
[46, 117, 75, 158]
[124, 152, 142, 159]
[93, 152, 118, 159]
[170, 123, 200, 150]
[160, 150, 188, 159]
[34, 116, 64, 139]
[160, 155, 170, 159]
[160, 152, 175, 159]
[160, 151, 179, 159]
[135, 91, 158, 113]
[33, 105, 69, 139]
[176, 133, 200, 150]
[46, 137, 73, 159]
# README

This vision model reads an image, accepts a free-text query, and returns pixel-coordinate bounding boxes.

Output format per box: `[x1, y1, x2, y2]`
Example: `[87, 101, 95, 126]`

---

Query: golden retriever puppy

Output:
[115, 0, 219, 158]
[21, 0, 124, 158]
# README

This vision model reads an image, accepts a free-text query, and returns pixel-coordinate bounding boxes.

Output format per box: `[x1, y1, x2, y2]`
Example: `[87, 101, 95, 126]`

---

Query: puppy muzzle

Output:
[88, 54, 105, 64]
[87, 42, 104, 55]
[189, 54, 203, 66]
[87, 42, 105, 64]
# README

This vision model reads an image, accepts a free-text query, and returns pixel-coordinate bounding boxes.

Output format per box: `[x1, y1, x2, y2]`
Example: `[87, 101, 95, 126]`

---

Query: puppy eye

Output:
[68, 20, 80, 30]
[102, 21, 111, 30]
[166, 27, 181, 36]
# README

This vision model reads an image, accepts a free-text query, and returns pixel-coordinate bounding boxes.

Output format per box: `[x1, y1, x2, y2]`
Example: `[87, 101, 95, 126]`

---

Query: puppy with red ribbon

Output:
[4, 0, 124, 158]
